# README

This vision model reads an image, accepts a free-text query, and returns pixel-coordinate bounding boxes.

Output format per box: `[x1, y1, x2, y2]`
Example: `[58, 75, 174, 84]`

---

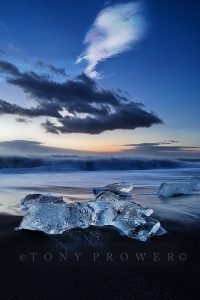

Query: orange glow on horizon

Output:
[74, 145, 123, 153]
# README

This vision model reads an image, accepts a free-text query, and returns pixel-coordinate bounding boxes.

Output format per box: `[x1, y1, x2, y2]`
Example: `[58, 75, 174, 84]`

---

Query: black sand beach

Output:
[0, 213, 199, 300]
[0, 169, 199, 299]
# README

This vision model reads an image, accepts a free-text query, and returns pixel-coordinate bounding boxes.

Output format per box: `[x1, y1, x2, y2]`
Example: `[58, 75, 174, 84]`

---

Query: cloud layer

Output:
[0, 139, 199, 159]
[122, 141, 200, 158]
[0, 140, 83, 156]
[0, 60, 162, 134]
[77, 2, 144, 78]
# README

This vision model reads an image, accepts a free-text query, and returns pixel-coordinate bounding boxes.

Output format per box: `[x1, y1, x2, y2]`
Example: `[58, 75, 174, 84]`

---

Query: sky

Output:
[0, 0, 199, 158]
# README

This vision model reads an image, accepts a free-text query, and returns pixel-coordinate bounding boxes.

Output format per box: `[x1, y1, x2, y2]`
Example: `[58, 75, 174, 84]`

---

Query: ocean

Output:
[0, 156, 200, 233]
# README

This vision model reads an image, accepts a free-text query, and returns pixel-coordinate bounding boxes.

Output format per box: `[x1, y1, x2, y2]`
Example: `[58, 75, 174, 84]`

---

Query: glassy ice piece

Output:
[17, 202, 94, 234]
[17, 188, 166, 242]
[93, 182, 134, 198]
[189, 177, 200, 191]
[20, 193, 64, 211]
[158, 182, 192, 198]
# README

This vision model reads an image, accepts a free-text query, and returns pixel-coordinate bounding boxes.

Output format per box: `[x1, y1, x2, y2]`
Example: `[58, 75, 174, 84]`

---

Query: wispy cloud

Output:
[36, 60, 68, 77]
[15, 117, 32, 123]
[77, 2, 145, 78]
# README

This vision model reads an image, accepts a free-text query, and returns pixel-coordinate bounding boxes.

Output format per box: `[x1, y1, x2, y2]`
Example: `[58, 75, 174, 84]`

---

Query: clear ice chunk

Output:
[158, 182, 192, 198]
[93, 182, 134, 198]
[17, 183, 166, 241]
[20, 193, 64, 211]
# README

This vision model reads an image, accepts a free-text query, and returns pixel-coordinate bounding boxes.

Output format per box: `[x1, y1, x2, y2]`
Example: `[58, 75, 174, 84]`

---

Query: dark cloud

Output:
[0, 61, 20, 76]
[36, 60, 68, 77]
[42, 103, 161, 134]
[124, 142, 163, 147]
[0, 60, 162, 134]
[15, 117, 32, 123]
[42, 119, 59, 134]
[123, 140, 179, 147]
[121, 141, 200, 158]
[161, 140, 179, 144]
[0, 140, 84, 155]
[0, 99, 61, 118]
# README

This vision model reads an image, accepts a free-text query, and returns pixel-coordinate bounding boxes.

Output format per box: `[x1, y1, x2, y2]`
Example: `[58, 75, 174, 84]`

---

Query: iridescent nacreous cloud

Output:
[77, 2, 145, 78]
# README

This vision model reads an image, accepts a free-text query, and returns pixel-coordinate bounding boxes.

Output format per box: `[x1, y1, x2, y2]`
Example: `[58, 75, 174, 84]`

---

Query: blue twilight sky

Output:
[0, 0, 199, 157]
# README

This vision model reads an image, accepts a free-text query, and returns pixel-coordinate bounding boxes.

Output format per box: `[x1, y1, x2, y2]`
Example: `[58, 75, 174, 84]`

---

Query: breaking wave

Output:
[0, 156, 199, 173]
